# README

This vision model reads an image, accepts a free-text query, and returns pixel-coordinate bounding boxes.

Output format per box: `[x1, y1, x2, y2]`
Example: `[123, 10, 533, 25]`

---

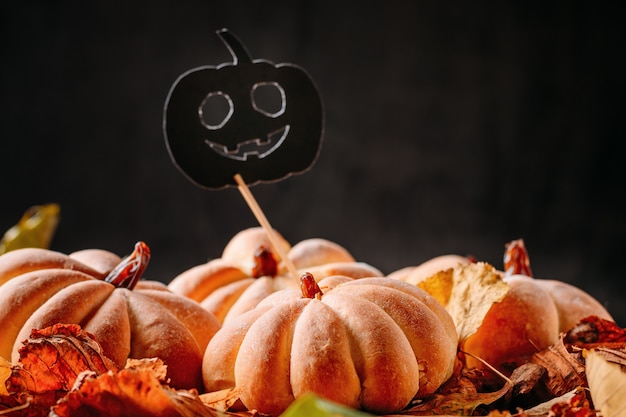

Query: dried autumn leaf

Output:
[0, 394, 40, 417]
[8, 323, 118, 394]
[585, 350, 626, 417]
[397, 379, 512, 416]
[420, 262, 509, 342]
[0, 323, 117, 416]
[565, 316, 626, 349]
[530, 338, 586, 398]
[509, 362, 545, 400]
[199, 386, 245, 412]
[0, 203, 60, 256]
[125, 357, 169, 381]
[549, 388, 597, 417]
[0, 356, 10, 396]
[521, 388, 581, 417]
[52, 358, 219, 417]
[590, 347, 626, 369]
[396, 361, 512, 416]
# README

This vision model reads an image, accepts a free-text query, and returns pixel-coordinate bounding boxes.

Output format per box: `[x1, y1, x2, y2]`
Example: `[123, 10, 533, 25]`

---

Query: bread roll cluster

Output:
[0, 228, 615, 415]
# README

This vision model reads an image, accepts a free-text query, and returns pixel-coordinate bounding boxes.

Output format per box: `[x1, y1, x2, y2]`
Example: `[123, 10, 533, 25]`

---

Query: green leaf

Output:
[0, 203, 60, 254]
[280, 394, 374, 417]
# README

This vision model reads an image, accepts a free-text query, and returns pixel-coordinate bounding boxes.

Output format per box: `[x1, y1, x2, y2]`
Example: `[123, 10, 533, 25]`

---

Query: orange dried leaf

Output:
[8, 323, 118, 394]
[51, 360, 220, 417]
[565, 316, 626, 349]
[199, 386, 245, 412]
[124, 357, 169, 382]
[549, 388, 598, 417]
[0, 393, 53, 417]
[0, 323, 119, 416]
[530, 338, 586, 398]
[398, 366, 512, 415]
[399, 382, 512, 415]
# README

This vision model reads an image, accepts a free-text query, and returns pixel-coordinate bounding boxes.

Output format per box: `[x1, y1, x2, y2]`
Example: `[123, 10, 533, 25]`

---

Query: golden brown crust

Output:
[463, 274, 614, 373]
[82, 289, 132, 366]
[385, 265, 416, 281]
[169, 230, 383, 326]
[134, 280, 170, 291]
[0, 256, 221, 391]
[13, 278, 115, 362]
[337, 277, 458, 353]
[534, 278, 614, 332]
[317, 275, 354, 291]
[0, 269, 94, 360]
[221, 227, 291, 273]
[221, 275, 298, 324]
[138, 288, 221, 353]
[203, 276, 458, 415]
[167, 259, 248, 301]
[68, 248, 122, 275]
[203, 305, 273, 392]
[300, 261, 383, 281]
[125, 290, 206, 389]
[0, 247, 104, 286]
[463, 275, 560, 372]
[200, 278, 254, 322]
[288, 301, 361, 409]
[234, 299, 309, 415]
[287, 238, 355, 269]
[320, 292, 420, 413]
[330, 277, 458, 396]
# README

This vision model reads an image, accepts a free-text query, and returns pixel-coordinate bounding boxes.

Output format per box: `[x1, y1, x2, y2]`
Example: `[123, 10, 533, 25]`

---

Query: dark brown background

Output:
[2, 2, 624, 324]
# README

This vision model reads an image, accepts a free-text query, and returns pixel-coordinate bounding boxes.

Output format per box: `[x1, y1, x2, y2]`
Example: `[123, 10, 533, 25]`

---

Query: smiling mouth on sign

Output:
[204, 125, 290, 161]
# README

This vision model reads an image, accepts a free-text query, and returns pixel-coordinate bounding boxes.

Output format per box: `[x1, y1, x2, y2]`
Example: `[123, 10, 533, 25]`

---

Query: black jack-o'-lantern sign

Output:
[163, 28, 324, 189]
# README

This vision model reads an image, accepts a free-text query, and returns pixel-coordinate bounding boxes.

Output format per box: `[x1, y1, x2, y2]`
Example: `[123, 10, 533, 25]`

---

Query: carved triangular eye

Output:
[199, 91, 233, 130]
[251, 82, 285, 118]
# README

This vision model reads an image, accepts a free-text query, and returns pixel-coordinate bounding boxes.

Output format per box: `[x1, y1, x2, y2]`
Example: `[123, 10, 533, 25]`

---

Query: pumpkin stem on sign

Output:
[104, 241, 150, 290]
[300, 272, 323, 300]
[216, 28, 253, 65]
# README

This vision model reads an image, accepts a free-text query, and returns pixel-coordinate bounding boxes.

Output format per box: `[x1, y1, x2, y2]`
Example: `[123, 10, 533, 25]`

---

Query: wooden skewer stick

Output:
[234, 173, 300, 281]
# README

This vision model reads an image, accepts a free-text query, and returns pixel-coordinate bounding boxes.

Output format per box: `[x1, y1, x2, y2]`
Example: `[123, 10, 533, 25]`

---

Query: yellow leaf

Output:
[0, 356, 11, 395]
[0, 203, 60, 254]
[419, 262, 509, 342]
[586, 349, 626, 417]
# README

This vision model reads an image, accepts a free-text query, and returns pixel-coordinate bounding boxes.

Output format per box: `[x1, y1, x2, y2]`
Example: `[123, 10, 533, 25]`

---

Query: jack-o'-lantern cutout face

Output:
[200, 81, 288, 161]
[164, 29, 323, 189]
